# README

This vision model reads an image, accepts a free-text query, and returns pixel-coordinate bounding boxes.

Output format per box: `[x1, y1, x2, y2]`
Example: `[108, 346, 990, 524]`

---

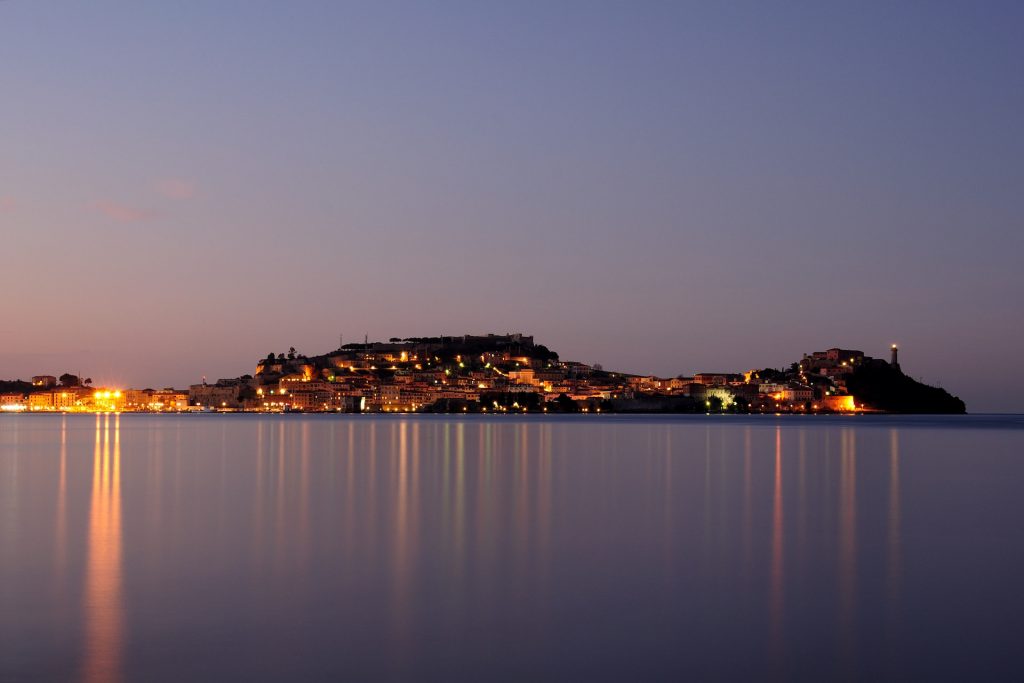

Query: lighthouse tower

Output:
[890, 344, 900, 370]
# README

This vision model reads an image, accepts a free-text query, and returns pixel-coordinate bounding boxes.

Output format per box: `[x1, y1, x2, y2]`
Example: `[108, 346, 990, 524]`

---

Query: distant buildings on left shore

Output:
[1, 374, 188, 413]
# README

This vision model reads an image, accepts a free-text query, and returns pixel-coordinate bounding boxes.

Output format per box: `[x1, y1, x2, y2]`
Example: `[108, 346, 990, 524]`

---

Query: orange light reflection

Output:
[80, 414, 123, 683]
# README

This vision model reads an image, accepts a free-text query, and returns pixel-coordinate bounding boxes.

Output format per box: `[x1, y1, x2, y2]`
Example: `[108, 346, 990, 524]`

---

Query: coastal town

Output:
[0, 333, 965, 414]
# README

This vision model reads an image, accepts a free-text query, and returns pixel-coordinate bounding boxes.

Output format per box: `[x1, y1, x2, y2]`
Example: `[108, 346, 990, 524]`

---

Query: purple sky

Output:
[1, 2, 1022, 411]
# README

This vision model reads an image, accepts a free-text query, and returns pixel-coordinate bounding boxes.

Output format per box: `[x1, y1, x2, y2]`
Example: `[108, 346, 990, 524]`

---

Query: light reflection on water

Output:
[839, 427, 857, 671]
[0, 414, 1022, 681]
[769, 427, 783, 665]
[80, 414, 123, 683]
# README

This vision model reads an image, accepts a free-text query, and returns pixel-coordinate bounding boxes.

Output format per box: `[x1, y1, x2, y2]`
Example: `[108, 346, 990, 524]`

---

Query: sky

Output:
[1, 1, 1022, 411]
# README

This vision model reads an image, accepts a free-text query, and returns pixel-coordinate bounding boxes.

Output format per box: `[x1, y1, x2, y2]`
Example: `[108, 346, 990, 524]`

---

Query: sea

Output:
[1, 413, 1022, 681]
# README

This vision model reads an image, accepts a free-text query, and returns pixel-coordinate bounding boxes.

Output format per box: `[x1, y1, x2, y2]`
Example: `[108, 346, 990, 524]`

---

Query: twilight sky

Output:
[1, 1, 1022, 411]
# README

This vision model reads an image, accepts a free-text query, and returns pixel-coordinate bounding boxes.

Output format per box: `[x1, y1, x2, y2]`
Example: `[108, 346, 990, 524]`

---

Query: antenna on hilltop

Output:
[339, 333, 343, 350]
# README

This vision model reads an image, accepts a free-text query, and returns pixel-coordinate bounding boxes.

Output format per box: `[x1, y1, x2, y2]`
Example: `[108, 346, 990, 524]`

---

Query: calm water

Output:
[1, 414, 1023, 681]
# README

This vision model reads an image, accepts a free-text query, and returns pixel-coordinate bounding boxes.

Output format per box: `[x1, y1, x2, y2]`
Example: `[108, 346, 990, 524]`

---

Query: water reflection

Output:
[769, 427, 784, 660]
[888, 429, 902, 599]
[454, 422, 466, 576]
[54, 416, 68, 592]
[887, 428, 902, 650]
[3, 415, 1020, 681]
[838, 428, 858, 670]
[80, 414, 123, 683]
[797, 431, 807, 577]
[742, 426, 753, 580]
[391, 420, 414, 657]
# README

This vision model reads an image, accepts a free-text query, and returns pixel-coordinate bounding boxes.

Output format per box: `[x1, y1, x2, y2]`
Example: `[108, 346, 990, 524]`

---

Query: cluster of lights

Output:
[138, 342, 879, 414]
[94, 390, 122, 400]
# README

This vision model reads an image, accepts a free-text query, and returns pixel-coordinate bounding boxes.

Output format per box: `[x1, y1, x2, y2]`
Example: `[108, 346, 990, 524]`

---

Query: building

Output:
[52, 391, 77, 410]
[561, 362, 593, 377]
[86, 390, 125, 412]
[189, 383, 241, 409]
[124, 389, 153, 410]
[678, 383, 707, 398]
[821, 395, 856, 411]
[29, 393, 53, 410]
[507, 369, 537, 385]
[801, 348, 865, 372]
[151, 389, 188, 411]
[782, 385, 814, 403]
[694, 373, 741, 386]
[287, 389, 334, 411]
[0, 394, 26, 411]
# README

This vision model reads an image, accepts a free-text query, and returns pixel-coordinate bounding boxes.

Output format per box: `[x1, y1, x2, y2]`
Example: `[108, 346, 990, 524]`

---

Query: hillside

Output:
[845, 362, 966, 414]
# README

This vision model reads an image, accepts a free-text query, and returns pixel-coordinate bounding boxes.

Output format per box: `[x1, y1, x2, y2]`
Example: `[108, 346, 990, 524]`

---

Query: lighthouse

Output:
[890, 344, 900, 370]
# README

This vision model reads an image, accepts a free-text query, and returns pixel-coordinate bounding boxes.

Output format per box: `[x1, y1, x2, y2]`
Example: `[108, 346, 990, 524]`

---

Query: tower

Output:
[890, 344, 899, 370]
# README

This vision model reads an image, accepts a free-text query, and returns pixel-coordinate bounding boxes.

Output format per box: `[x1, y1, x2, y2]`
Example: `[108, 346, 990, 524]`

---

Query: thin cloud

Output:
[91, 200, 156, 223]
[155, 178, 196, 200]
[0, 196, 15, 213]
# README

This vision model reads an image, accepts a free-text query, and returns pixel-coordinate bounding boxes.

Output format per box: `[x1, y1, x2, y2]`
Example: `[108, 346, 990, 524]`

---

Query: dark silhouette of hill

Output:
[846, 362, 966, 414]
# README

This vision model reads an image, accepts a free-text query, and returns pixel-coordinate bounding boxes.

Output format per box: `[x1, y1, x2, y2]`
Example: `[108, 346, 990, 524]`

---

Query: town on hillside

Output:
[0, 333, 966, 414]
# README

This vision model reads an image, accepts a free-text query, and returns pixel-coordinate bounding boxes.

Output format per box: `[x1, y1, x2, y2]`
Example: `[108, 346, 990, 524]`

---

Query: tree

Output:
[59, 373, 79, 387]
[554, 393, 578, 413]
[479, 391, 543, 411]
[537, 345, 559, 361]
[730, 396, 751, 413]
[266, 353, 275, 361]
[84, 378, 93, 386]
[288, 347, 296, 360]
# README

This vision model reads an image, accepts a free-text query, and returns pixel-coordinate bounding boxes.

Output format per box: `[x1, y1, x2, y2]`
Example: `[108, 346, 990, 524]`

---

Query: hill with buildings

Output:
[188, 336, 965, 414]
[1, 335, 965, 414]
